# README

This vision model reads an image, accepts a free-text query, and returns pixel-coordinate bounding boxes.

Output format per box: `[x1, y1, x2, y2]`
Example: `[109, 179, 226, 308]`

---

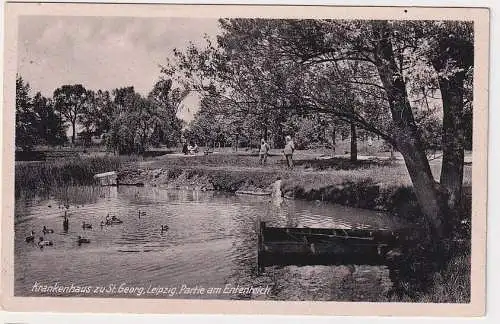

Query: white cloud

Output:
[17, 16, 220, 120]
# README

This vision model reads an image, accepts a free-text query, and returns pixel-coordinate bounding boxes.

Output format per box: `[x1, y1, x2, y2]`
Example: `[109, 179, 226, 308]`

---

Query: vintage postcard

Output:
[1, 2, 488, 316]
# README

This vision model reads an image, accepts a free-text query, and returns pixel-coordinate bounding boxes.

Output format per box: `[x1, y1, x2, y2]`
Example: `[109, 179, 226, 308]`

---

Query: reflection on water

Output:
[15, 185, 403, 300]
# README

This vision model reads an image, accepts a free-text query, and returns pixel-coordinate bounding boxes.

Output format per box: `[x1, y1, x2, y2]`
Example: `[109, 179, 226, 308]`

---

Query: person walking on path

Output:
[259, 138, 270, 165]
[283, 135, 295, 169]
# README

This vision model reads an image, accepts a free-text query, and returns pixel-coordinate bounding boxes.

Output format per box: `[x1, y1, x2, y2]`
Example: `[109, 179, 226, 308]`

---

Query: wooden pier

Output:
[257, 221, 405, 273]
[94, 171, 118, 186]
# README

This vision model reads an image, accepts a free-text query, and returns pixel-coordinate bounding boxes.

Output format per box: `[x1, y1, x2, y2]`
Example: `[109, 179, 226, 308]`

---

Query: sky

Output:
[17, 16, 221, 122]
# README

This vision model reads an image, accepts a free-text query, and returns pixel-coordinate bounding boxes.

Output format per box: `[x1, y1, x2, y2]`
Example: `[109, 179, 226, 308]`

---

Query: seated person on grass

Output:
[188, 142, 199, 154]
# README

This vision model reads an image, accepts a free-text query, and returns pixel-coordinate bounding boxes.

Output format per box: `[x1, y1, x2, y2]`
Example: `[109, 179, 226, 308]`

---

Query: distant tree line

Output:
[15, 75, 185, 154]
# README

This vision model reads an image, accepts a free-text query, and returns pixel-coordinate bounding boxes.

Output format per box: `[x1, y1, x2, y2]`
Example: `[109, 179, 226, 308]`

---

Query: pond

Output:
[14, 185, 406, 301]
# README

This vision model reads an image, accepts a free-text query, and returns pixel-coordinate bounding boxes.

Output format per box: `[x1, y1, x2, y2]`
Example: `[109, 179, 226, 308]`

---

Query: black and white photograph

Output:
[2, 2, 488, 316]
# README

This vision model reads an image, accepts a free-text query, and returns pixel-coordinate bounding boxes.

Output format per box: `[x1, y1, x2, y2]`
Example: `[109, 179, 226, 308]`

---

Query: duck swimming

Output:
[82, 222, 92, 229]
[161, 225, 169, 232]
[105, 215, 123, 225]
[25, 231, 35, 242]
[77, 236, 90, 245]
[42, 226, 54, 234]
[63, 217, 69, 232]
[38, 236, 53, 247]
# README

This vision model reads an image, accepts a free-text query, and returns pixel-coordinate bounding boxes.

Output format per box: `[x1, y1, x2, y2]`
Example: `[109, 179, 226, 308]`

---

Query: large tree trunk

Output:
[372, 21, 446, 239]
[430, 31, 472, 212]
[272, 108, 287, 149]
[331, 128, 336, 156]
[262, 126, 268, 143]
[350, 122, 357, 162]
[438, 73, 466, 210]
[71, 121, 76, 144]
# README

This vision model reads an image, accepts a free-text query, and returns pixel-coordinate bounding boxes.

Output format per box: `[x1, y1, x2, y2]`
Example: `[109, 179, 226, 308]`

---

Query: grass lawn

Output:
[140, 149, 472, 188]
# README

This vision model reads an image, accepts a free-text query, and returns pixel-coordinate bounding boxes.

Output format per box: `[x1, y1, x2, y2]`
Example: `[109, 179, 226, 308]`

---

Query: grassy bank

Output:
[415, 254, 471, 303]
[131, 153, 471, 225]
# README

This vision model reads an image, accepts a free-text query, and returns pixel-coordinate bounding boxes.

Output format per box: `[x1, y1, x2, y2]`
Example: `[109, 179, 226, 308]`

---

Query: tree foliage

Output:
[16, 75, 37, 150]
[16, 75, 67, 150]
[32, 92, 67, 146]
[106, 82, 185, 154]
[167, 18, 474, 240]
[53, 84, 90, 144]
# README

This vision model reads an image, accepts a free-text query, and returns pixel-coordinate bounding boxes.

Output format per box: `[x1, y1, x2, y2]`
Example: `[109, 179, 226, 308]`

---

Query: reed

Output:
[15, 155, 127, 198]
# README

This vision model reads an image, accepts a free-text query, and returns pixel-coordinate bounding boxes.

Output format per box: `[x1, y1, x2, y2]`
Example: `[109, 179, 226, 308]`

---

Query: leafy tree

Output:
[108, 89, 148, 154]
[93, 89, 115, 137]
[107, 82, 184, 154]
[426, 22, 473, 210]
[113, 86, 136, 107]
[78, 90, 100, 146]
[147, 79, 186, 147]
[166, 33, 299, 149]
[15, 75, 37, 150]
[168, 19, 473, 241]
[184, 96, 237, 148]
[32, 92, 67, 145]
[53, 84, 90, 144]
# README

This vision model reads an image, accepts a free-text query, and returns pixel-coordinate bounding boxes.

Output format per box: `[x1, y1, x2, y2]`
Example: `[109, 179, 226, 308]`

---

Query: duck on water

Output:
[42, 226, 54, 234]
[38, 236, 53, 248]
[82, 221, 92, 229]
[105, 214, 123, 225]
[25, 231, 35, 242]
[77, 236, 90, 245]
[63, 215, 69, 232]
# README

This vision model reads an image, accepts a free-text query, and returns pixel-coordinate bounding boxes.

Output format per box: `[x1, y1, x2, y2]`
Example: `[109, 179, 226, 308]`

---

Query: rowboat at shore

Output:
[256, 221, 405, 273]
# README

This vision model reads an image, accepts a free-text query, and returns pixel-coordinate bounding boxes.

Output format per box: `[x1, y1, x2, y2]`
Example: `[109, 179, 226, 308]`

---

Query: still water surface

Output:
[15, 186, 404, 301]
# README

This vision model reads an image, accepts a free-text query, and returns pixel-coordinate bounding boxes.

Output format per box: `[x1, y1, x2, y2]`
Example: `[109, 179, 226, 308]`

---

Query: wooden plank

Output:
[236, 190, 272, 196]
[93, 171, 118, 186]
[257, 221, 264, 273]
[257, 223, 403, 270]
[94, 171, 117, 178]
[263, 226, 401, 242]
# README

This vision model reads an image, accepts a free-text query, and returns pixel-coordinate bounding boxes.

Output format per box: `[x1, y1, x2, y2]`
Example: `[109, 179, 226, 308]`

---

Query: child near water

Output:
[283, 136, 295, 169]
[259, 138, 270, 165]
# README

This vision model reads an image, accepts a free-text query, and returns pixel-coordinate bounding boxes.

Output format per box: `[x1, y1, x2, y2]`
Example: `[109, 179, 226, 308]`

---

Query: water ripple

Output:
[15, 186, 403, 300]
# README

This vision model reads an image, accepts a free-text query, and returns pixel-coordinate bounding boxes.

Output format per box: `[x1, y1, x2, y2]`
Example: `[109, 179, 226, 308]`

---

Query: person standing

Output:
[283, 135, 295, 169]
[259, 138, 270, 165]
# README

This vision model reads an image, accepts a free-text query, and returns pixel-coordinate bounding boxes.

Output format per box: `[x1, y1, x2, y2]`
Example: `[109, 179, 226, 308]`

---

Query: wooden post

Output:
[257, 221, 265, 274]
